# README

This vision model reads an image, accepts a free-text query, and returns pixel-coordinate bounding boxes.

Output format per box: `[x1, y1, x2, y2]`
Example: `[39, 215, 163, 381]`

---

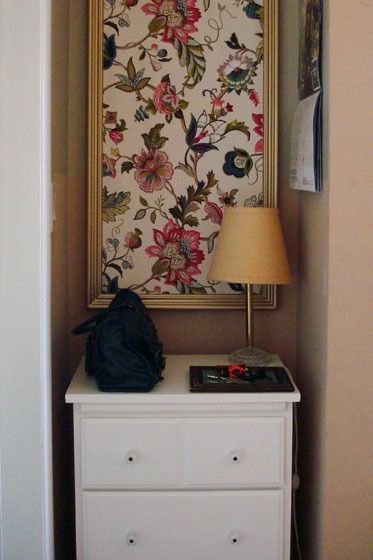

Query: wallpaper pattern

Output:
[102, 0, 265, 296]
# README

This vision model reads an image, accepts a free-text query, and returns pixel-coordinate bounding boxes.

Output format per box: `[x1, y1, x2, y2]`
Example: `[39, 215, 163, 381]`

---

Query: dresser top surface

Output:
[66, 355, 300, 405]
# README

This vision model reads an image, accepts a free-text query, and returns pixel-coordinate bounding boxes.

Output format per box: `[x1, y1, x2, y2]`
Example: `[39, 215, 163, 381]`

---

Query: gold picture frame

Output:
[88, 0, 278, 309]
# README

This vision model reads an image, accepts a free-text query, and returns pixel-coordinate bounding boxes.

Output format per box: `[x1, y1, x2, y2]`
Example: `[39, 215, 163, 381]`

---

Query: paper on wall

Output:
[290, 91, 322, 192]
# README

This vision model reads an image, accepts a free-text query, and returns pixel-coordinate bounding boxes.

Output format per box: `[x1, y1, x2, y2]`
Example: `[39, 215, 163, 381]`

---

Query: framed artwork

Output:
[88, 0, 278, 309]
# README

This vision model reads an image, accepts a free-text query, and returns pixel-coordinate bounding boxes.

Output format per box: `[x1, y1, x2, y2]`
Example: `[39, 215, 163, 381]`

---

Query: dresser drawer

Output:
[81, 418, 181, 488]
[83, 490, 283, 560]
[183, 417, 284, 487]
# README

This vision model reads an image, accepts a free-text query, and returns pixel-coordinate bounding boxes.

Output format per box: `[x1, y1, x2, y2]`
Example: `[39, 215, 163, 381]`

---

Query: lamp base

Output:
[230, 346, 273, 366]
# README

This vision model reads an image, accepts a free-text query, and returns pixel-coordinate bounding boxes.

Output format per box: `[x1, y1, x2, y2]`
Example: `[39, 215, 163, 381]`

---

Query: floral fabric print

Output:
[134, 149, 174, 192]
[146, 220, 204, 285]
[101, 0, 265, 295]
[142, 0, 202, 44]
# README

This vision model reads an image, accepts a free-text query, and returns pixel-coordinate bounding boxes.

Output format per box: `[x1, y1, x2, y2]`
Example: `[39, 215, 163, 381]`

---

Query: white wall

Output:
[0, 1, 53, 558]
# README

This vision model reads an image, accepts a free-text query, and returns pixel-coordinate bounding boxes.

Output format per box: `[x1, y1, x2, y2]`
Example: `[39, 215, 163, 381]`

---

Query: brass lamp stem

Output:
[246, 283, 254, 348]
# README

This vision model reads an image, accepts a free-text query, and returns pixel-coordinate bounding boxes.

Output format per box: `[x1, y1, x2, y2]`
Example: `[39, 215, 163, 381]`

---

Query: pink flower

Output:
[122, 0, 138, 7]
[211, 98, 224, 109]
[210, 98, 234, 118]
[249, 90, 260, 106]
[134, 149, 174, 193]
[204, 201, 223, 225]
[108, 129, 123, 145]
[252, 113, 264, 153]
[193, 130, 209, 144]
[105, 111, 117, 124]
[210, 98, 224, 118]
[153, 81, 179, 114]
[142, 0, 201, 44]
[124, 231, 142, 249]
[146, 220, 205, 285]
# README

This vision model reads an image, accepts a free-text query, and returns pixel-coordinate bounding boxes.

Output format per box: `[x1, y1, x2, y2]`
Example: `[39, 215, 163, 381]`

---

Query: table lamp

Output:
[208, 207, 292, 365]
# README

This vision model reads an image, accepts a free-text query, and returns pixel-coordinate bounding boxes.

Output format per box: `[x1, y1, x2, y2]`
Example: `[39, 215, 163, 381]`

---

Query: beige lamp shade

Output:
[208, 207, 292, 285]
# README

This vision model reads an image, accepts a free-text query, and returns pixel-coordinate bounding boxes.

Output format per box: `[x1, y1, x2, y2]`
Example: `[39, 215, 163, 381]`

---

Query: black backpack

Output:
[72, 289, 165, 392]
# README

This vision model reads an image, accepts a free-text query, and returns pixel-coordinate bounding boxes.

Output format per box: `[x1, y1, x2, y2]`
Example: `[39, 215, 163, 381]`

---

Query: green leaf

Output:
[150, 210, 157, 224]
[169, 206, 183, 222]
[114, 73, 127, 82]
[189, 280, 207, 294]
[102, 187, 131, 223]
[121, 161, 134, 173]
[107, 263, 123, 277]
[203, 0, 210, 10]
[175, 38, 206, 88]
[116, 84, 135, 93]
[116, 118, 127, 132]
[245, 156, 254, 176]
[206, 170, 218, 191]
[134, 208, 147, 220]
[176, 162, 194, 177]
[178, 99, 189, 111]
[183, 215, 199, 227]
[207, 230, 219, 254]
[139, 196, 149, 207]
[105, 21, 119, 34]
[152, 258, 169, 277]
[175, 280, 186, 294]
[127, 57, 136, 81]
[148, 15, 166, 34]
[224, 120, 251, 140]
[136, 77, 151, 91]
[145, 98, 157, 115]
[256, 40, 264, 64]
[233, 147, 249, 158]
[142, 123, 169, 150]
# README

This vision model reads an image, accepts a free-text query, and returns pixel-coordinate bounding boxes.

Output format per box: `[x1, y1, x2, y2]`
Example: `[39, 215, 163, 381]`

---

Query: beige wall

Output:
[296, 1, 373, 559]
[51, 1, 76, 558]
[296, 192, 329, 558]
[322, 1, 373, 557]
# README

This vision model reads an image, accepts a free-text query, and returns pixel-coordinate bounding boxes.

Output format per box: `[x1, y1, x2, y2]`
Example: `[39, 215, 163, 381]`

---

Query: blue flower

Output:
[223, 149, 253, 178]
[103, 34, 117, 70]
[244, 1, 262, 20]
[218, 52, 256, 94]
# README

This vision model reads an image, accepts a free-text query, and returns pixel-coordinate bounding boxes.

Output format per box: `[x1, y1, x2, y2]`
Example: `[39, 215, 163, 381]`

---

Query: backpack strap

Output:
[72, 310, 106, 335]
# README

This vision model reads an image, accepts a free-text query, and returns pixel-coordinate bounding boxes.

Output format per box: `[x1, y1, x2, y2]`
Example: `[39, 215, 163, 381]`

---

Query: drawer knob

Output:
[126, 452, 138, 464]
[229, 532, 240, 545]
[126, 532, 137, 545]
[230, 451, 241, 464]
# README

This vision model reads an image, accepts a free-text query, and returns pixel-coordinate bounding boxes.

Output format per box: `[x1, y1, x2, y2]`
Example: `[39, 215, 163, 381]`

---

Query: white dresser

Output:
[66, 354, 300, 560]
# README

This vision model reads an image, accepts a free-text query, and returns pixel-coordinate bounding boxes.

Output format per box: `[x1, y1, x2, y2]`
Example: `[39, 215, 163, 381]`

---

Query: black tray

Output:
[189, 365, 295, 392]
